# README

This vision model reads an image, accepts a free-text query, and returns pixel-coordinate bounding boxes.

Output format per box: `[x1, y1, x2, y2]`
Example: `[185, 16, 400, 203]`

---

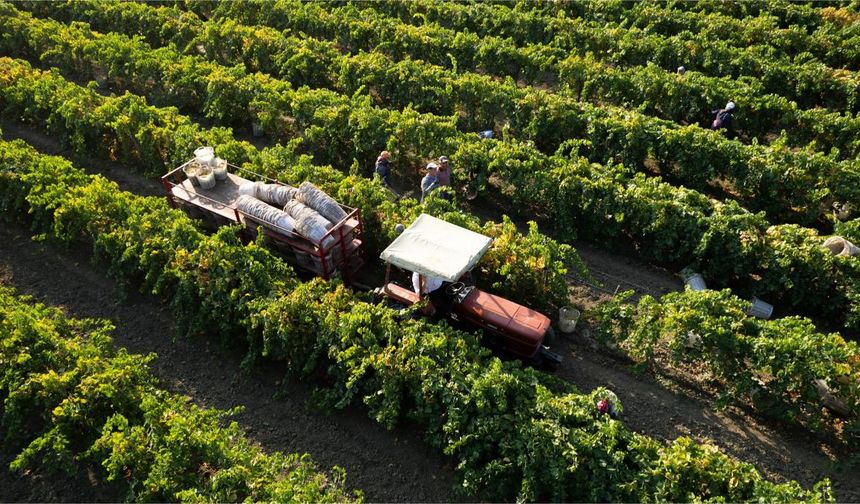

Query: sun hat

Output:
[725, 101, 736, 110]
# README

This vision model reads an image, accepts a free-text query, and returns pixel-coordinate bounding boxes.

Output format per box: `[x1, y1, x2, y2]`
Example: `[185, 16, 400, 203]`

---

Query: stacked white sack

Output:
[284, 199, 334, 248]
[236, 195, 297, 233]
[295, 182, 348, 223]
[238, 181, 297, 207]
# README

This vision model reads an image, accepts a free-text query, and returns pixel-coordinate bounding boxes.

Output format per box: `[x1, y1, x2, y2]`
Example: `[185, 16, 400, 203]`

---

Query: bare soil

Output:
[0, 452, 122, 503]
[2, 122, 858, 501]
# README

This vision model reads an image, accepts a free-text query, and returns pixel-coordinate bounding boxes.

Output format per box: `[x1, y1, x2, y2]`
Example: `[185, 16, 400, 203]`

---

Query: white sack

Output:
[295, 182, 348, 224]
[284, 199, 334, 248]
[823, 236, 859, 257]
[237, 181, 296, 207]
[238, 181, 256, 197]
[236, 195, 297, 233]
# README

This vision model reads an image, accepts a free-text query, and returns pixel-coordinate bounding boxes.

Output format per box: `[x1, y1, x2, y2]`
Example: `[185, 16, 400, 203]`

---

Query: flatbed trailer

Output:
[162, 160, 364, 282]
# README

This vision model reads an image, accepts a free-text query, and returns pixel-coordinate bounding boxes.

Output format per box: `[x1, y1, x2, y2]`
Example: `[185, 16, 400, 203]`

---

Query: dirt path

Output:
[3, 124, 857, 501]
[1, 121, 162, 199]
[0, 451, 122, 503]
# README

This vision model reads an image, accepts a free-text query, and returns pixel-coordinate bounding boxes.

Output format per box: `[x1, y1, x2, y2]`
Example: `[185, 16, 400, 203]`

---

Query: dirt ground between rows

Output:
[1, 122, 858, 501]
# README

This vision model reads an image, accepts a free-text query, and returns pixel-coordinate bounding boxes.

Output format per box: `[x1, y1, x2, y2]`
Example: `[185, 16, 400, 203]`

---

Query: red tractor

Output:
[376, 214, 561, 370]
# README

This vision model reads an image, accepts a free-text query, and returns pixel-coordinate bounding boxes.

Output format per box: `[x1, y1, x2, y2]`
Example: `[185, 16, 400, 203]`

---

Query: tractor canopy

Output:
[380, 214, 492, 282]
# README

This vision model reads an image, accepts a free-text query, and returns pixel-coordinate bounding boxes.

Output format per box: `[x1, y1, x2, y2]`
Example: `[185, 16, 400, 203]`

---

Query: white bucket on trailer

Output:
[183, 163, 200, 186]
[212, 157, 228, 180]
[197, 166, 216, 190]
[194, 146, 215, 167]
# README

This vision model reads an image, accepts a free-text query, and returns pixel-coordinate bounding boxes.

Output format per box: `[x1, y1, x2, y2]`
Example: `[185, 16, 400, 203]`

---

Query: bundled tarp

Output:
[285, 199, 334, 248]
[238, 181, 297, 208]
[295, 182, 347, 224]
[236, 195, 297, 233]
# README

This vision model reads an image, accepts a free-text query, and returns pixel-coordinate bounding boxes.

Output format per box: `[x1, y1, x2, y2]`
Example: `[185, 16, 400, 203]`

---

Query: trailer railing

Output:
[162, 160, 364, 282]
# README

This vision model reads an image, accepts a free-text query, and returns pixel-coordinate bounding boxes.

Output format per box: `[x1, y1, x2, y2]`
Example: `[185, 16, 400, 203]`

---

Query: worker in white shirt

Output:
[412, 271, 444, 295]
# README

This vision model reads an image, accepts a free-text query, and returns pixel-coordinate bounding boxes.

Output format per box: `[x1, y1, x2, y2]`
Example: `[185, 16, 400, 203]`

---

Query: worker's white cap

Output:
[426, 162, 438, 170]
[726, 101, 736, 110]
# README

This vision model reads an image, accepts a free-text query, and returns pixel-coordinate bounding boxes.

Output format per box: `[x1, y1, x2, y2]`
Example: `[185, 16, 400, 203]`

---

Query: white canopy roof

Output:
[380, 214, 492, 282]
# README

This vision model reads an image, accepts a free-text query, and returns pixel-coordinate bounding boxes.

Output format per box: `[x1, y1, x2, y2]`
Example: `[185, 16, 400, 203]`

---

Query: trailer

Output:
[162, 159, 364, 282]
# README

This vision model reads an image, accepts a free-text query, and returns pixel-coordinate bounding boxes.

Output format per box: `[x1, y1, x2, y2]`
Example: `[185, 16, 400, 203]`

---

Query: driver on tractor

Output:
[376, 214, 562, 370]
[412, 271, 450, 315]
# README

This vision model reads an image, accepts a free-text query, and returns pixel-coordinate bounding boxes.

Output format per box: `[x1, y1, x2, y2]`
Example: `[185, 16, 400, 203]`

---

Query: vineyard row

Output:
[0, 57, 579, 312]
[365, 0, 860, 73]
[208, 0, 860, 114]
[10, 1, 860, 228]
[20, 0, 860, 163]
[1, 58, 858, 455]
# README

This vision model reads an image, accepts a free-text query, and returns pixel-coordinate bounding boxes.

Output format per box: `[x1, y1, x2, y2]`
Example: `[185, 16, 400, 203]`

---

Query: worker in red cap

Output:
[375, 150, 392, 188]
[596, 390, 620, 419]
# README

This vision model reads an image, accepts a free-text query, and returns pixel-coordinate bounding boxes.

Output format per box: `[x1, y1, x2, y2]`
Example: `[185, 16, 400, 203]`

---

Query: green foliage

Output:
[0, 55, 578, 311]
[0, 286, 359, 502]
[7, 0, 858, 227]
[0, 0, 857, 497]
[592, 288, 860, 451]
[0, 131, 830, 502]
[2, 5, 857, 331]
[4, 6, 860, 328]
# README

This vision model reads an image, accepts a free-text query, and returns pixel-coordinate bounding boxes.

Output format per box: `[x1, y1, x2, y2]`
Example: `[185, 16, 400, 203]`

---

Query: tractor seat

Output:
[383, 282, 420, 306]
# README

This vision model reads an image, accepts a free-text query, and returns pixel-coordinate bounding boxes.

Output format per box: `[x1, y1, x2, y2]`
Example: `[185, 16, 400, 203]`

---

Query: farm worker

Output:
[412, 271, 444, 295]
[435, 155, 453, 201]
[420, 162, 439, 202]
[412, 271, 450, 314]
[436, 156, 452, 187]
[375, 150, 392, 188]
[596, 390, 620, 419]
[711, 101, 736, 132]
